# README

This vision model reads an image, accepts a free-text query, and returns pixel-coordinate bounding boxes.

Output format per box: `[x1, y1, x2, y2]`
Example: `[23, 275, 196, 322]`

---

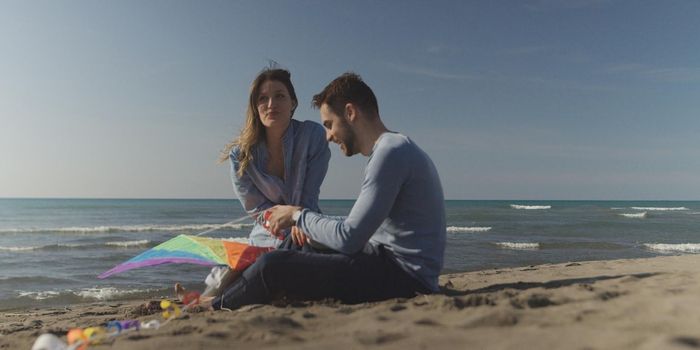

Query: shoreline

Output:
[4, 254, 700, 349]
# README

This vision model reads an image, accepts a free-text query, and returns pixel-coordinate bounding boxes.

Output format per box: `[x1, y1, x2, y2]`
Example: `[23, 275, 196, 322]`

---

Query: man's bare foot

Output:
[174, 283, 186, 303]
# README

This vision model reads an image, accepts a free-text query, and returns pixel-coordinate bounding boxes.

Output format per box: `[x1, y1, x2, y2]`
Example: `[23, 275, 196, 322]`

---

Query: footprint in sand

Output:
[462, 310, 519, 328]
[414, 318, 441, 326]
[597, 290, 623, 301]
[355, 331, 406, 345]
[206, 331, 229, 339]
[246, 315, 303, 330]
[443, 295, 497, 310]
[171, 325, 200, 336]
[390, 304, 407, 312]
[672, 336, 700, 348]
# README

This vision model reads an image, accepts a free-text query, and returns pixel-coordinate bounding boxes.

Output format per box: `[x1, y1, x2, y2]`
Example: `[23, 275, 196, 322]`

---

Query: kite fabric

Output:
[98, 234, 273, 279]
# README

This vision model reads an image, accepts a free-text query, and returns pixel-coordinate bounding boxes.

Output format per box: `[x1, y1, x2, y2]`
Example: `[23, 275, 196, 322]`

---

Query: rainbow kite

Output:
[98, 234, 272, 279]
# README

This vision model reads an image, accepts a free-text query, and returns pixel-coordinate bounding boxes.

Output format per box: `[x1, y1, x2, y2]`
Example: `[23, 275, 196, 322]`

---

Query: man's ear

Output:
[345, 103, 357, 123]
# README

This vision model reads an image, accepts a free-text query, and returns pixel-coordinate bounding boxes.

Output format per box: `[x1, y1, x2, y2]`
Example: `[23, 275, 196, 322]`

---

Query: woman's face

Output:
[256, 80, 296, 130]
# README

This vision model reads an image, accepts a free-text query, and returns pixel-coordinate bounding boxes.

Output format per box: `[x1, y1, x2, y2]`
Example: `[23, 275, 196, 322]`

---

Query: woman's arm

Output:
[230, 151, 275, 223]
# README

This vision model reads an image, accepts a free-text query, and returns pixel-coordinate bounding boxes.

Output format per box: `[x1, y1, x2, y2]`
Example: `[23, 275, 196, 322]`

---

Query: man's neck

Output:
[357, 119, 389, 156]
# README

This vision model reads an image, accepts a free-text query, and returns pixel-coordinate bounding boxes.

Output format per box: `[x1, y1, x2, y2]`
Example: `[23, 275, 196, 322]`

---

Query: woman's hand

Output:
[290, 226, 309, 246]
[265, 205, 301, 237]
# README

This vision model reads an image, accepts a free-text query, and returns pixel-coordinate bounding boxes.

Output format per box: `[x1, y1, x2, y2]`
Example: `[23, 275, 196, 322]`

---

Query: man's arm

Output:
[268, 143, 409, 254]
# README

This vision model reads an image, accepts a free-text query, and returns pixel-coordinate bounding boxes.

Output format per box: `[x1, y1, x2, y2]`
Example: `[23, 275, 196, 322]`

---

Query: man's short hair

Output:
[312, 72, 379, 118]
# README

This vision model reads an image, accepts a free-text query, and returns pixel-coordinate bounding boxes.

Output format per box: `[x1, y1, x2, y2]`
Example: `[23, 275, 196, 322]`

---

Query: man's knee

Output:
[255, 249, 296, 274]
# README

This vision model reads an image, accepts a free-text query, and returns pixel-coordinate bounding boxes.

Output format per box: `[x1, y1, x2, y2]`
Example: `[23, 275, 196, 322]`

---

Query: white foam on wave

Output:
[2, 241, 150, 252]
[630, 207, 688, 211]
[644, 243, 700, 253]
[74, 287, 151, 300]
[17, 287, 154, 301]
[0, 245, 39, 252]
[1, 244, 89, 252]
[620, 212, 647, 218]
[222, 237, 250, 243]
[17, 290, 61, 300]
[0, 223, 254, 234]
[447, 226, 492, 233]
[495, 242, 540, 250]
[55, 243, 86, 248]
[510, 204, 551, 210]
[105, 240, 150, 248]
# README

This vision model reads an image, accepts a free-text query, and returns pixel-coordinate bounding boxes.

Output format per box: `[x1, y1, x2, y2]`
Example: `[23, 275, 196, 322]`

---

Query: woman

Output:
[177, 68, 330, 301]
[224, 68, 330, 248]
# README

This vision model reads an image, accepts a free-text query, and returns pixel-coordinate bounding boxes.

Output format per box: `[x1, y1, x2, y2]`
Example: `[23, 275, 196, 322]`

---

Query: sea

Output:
[1, 198, 699, 311]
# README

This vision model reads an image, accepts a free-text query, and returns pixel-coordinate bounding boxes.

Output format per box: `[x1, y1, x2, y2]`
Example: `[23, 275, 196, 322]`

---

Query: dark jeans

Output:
[211, 242, 430, 310]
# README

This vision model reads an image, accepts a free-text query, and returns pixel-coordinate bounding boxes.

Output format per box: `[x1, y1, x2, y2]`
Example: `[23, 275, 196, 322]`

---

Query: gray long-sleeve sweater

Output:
[297, 132, 446, 291]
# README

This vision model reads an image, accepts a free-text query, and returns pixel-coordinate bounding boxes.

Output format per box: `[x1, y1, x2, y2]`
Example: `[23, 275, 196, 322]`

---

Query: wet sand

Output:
[4, 254, 700, 349]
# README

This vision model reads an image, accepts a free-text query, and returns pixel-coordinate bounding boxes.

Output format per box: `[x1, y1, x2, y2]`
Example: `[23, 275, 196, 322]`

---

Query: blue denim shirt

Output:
[230, 119, 330, 247]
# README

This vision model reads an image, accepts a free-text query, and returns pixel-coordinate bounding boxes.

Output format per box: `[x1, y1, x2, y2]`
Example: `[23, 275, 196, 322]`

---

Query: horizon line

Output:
[1, 197, 698, 202]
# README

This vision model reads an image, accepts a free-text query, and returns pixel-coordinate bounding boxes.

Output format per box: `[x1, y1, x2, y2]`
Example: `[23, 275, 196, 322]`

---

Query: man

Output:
[211, 73, 445, 310]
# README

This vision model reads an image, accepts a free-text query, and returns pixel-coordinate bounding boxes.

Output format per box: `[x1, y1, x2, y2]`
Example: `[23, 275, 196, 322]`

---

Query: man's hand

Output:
[265, 205, 302, 237]
[290, 226, 309, 246]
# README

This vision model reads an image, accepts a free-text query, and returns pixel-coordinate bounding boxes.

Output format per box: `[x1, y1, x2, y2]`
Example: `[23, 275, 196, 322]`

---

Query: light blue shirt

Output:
[231, 119, 330, 247]
[297, 132, 446, 291]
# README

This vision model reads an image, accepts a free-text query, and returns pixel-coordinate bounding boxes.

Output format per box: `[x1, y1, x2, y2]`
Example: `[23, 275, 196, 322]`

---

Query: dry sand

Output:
[4, 254, 700, 349]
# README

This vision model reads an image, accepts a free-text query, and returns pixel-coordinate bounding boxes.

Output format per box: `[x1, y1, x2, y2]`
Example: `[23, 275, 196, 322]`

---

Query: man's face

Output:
[320, 103, 357, 157]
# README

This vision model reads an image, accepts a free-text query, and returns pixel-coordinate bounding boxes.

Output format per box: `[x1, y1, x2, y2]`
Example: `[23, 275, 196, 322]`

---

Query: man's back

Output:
[363, 132, 446, 291]
[299, 132, 446, 291]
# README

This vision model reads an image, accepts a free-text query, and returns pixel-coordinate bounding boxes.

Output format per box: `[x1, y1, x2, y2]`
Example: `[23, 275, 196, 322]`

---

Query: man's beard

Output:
[338, 120, 357, 156]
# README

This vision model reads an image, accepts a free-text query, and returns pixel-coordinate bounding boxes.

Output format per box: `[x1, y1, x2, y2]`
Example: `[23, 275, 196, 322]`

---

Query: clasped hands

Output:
[264, 205, 308, 246]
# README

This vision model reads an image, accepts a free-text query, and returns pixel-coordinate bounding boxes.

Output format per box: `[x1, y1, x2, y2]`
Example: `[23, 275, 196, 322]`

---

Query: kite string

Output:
[195, 214, 256, 237]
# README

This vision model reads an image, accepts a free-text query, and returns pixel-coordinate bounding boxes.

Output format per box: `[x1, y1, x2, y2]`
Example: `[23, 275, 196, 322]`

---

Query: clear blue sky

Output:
[1, 0, 699, 200]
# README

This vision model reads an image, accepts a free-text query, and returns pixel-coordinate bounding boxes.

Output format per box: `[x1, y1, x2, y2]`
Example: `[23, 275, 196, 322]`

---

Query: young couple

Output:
[181, 68, 446, 310]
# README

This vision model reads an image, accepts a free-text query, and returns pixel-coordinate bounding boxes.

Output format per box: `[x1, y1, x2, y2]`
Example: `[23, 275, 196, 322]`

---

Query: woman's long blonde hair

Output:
[219, 68, 298, 177]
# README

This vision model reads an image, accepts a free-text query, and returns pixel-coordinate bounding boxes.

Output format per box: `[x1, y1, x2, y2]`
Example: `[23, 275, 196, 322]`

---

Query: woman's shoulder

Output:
[294, 119, 326, 138]
[229, 144, 242, 161]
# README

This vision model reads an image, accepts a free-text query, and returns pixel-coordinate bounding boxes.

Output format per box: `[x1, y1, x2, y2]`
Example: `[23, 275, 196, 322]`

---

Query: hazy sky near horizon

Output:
[1, 0, 699, 200]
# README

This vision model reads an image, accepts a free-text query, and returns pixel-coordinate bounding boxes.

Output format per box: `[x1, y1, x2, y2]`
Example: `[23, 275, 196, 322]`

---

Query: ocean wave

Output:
[619, 212, 647, 218]
[495, 242, 540, 250]
[0, 244, 86, 252]
[1, 240, 152, 252]
[74, 287, 154, 300]
[16, 287, 157, 301]
[630, 207, 689, 211]
[447, 226, 492, 233]
[0, 222, 254, 234]
[105, 240, 150, 248]
[643, 243, 700, 253]
[510, 204, 551, 210]
[541, 242, 625, 250]
[16, 290, 61, 300]
[0, 245, 40, 252]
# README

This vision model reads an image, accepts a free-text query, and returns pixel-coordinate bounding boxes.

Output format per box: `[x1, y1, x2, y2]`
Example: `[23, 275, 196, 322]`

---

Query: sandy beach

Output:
[4, 254, 700, 349]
